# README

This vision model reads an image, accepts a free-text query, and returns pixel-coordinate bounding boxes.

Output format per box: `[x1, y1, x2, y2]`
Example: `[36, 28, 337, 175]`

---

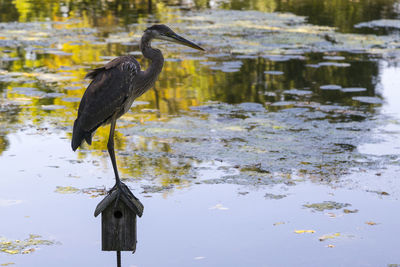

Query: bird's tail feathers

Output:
[85, 134, 93, 146]
[71, 120, 92, 151]
[85, 67, 105, 80]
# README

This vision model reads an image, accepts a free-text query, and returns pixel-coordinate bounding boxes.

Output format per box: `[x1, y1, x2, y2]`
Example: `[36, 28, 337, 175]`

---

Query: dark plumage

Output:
[71, 56, 140, 150]
[71, 24, 204, 190]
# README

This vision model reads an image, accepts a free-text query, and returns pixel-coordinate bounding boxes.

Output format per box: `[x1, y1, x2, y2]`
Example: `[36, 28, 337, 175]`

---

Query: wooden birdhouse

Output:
[94, 183, 144, 252]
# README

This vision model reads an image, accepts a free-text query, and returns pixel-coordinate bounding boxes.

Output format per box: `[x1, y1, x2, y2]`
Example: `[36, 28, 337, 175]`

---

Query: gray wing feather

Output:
[77, 56, 140, 132]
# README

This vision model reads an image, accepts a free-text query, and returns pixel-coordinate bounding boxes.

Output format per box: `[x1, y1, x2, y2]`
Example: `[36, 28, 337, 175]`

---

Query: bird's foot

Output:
[109, 180, 131, 209]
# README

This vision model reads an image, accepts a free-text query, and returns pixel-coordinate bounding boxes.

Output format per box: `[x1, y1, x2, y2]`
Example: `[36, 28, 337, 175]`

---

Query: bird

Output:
[71, 24, 204, 196]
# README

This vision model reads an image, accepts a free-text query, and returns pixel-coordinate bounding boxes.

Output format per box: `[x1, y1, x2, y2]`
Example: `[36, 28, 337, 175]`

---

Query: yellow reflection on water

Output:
[2, 0, 392, 186]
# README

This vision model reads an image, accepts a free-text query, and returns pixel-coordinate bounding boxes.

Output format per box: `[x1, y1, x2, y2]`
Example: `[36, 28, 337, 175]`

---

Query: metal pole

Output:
[117, 251, 121, 267]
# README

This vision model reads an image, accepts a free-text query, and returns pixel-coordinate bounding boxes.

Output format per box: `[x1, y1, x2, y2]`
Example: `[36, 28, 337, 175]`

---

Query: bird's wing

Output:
[76, 55, 140, 133]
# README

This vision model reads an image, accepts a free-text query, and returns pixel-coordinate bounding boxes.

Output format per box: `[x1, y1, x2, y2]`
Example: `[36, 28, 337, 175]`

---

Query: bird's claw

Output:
[109, 180, 129, 210]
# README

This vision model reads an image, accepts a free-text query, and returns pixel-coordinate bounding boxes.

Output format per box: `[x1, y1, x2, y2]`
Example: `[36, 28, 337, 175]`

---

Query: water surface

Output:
[1, 0, 400, 266]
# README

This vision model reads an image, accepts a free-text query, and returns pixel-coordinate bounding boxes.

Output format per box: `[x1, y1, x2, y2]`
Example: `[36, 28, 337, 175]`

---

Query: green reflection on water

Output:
[221, 0, 399, 33]
[2, 0, 398, 33]
[0, 0, 397, 190]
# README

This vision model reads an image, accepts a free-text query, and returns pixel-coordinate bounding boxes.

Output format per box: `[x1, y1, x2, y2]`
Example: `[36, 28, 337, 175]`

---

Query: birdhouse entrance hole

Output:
[114, 210, 123, 219]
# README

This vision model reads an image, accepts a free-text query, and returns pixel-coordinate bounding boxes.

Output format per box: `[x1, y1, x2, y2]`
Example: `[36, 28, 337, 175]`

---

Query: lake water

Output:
[1, 0, 400, 266]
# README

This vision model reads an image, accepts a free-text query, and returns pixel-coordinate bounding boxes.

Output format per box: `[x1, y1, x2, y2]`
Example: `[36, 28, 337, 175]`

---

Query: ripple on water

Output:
[307, 62, 351, 68]
[264, 71, 284, 75]
[41, 105, 66, 111]
[11, 87, 45, 97]
[61, 97, 81, 103]
[63, 86, 81, 91]
[43, 92, 65, 98]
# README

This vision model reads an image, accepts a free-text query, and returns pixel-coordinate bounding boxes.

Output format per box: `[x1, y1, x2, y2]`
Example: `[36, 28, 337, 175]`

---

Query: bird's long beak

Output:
[172, 33, 205, 51]
[161, 33, 205, 51]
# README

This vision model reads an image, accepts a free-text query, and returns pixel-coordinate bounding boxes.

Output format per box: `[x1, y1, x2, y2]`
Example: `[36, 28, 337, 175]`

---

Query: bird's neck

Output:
[140, 34, 164, 81]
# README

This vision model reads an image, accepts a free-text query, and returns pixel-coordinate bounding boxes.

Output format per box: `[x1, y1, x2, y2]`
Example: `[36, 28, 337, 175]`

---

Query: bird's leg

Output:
[107, 114, 122, 189]
[107, 113, 130, 209]
[106, 114, 129, 209]
[107, 113, 128, 209]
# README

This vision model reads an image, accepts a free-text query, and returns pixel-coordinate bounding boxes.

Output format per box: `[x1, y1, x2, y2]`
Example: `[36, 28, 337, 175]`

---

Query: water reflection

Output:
[2, 0, 399, 31]
[218, 0, 400, 34]
[0, 0, 398, 189]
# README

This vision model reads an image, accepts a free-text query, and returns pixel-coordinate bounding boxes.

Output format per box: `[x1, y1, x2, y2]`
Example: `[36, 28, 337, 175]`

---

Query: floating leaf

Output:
[0, 235, 54, 255]
[21, 248, 35, 254]
[54, 186, 79, 194]
[273, 222, 285, 226]
[81, 187, 107, 198]
[343, 209, 359, 214]
[367, 190, 390, 196]
[294, 230, 316, 234]
[319, 233, 340, 241]
[366, 221, 378, 226]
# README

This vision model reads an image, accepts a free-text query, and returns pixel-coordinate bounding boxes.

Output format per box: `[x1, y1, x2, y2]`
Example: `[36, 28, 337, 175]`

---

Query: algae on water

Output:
[0, 234, 54, 255]
[303, 201, 351, 212]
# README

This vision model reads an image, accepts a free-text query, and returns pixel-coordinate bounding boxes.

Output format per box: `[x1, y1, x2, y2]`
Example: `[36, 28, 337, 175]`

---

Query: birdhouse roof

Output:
[94, 183, 144, 217]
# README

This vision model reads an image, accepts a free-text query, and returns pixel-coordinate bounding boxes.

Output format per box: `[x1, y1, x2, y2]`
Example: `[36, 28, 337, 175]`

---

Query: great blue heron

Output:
[71, 24, 204, 196]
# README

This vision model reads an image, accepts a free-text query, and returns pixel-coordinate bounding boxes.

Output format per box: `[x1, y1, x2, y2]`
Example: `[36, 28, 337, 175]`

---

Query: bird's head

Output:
[144, 24, 204, 51]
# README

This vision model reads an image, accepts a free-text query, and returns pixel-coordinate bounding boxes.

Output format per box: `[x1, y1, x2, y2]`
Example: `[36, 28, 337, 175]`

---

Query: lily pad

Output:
[270, 101, 296, 107]
[352, 96, 383, 104]
[317, 62, 351, 67]
[264, 193, 287, 199]
[283, 89, 312, 96]
[303, 201, 351, 211]
[320, 84, 342, 90]
[323, 56, 346, 60]
[341, 87, 367, 93]
[355, 19, 400, 29]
